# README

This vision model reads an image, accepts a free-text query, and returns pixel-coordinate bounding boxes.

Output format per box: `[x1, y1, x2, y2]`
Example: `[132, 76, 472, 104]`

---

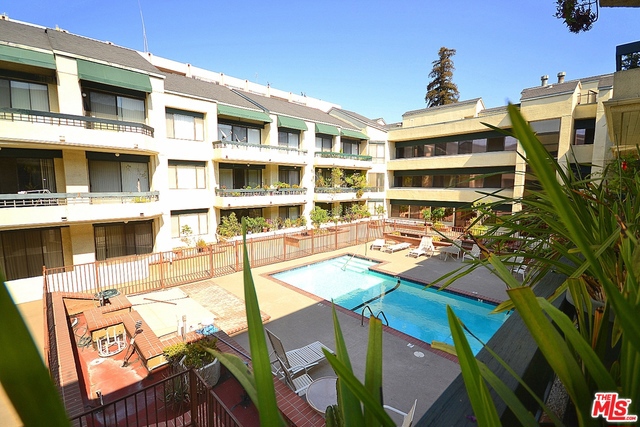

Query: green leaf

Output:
[204, 349, 258, 402]
[239, 218, 285, 426]
[0, 271, 70, 427]
[363, 316, 384, 427]
[447, 306, 501, 426]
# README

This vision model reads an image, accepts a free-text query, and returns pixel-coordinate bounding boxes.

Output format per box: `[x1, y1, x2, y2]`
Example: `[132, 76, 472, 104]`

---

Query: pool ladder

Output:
[361, 305, 389, 327]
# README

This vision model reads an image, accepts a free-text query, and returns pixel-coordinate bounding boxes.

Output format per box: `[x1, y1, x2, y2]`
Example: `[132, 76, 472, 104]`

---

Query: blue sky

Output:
[3, 1, 638, 123]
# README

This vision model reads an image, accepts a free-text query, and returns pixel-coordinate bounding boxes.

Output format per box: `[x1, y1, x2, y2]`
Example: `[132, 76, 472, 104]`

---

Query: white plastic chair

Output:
[266, 328, 333, 378]
[462, 244, 481, 261]
[370, 239, 386, 250]
[275, 355, 314, 396]
[407, 237, 435, 258]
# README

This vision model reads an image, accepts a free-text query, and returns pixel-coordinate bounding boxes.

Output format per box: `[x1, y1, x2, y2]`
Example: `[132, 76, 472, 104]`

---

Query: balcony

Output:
[313, 152, 373, 169]
[214, 187, 307, 208]
[314, 186, 377, 203]
[213, 141, 308, 165]
[0, 107, 155, 152]
[386, 187, 514, 204]
[0, 191, 161, 227]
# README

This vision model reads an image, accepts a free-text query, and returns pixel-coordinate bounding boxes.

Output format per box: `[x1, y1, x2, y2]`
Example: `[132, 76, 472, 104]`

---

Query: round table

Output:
[306, 376, 338, 415]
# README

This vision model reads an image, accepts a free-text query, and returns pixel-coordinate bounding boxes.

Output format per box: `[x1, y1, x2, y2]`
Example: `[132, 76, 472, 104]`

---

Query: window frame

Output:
[168, 160, 207, 190]
[166, 108, 205, 141]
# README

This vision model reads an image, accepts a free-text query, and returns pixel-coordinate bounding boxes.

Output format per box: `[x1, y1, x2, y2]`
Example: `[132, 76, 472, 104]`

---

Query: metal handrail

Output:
[361, 305, 389, 327]
[314, 151, 372, 161]
[213, 140, 308, 154]
[0, 107, 154, 137]
[314, 186, 376, 194]
[215, 187, 307, 197]
[0, 191, 159, 208]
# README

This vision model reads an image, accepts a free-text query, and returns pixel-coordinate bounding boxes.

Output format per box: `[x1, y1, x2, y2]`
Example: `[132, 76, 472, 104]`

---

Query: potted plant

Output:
[196, 238, 208, 253]
[163, 336, 221, 387]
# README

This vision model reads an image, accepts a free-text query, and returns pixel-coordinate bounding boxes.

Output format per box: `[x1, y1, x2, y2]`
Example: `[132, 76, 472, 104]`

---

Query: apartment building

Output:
[387, 72, 615, 227]
[0, 18, 381, 303]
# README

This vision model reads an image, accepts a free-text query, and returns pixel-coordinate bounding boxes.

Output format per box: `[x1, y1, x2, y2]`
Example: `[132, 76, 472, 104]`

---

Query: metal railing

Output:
[0, 191, 159, 208]
[215, 187, 307, 197]
[314, 186, 377, 194]
[314, 151, 373, 161]
[0, 107, 154, 137]
[213, 140, 308, 155]
[69, 369, 240, 427]
[577, 90, 597, 105]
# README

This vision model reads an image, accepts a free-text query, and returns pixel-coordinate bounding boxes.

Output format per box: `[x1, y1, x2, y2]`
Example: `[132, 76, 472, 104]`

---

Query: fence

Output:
[69, 369, 240, 427]
[44, 220, 385, 297]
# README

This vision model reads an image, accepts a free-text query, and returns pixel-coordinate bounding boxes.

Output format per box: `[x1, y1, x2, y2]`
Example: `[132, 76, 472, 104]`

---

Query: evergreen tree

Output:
[425, 47, 459, 108]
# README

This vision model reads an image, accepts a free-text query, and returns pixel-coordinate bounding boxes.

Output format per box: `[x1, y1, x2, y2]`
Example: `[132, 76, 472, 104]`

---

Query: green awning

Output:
[341, 129, 369, 140]
[277, 115, 307, 131]
[315, 123, 340, 136]
[76, 59, 152, 92]
[0, 45, 56, 69]
[217, 104, 272, 123]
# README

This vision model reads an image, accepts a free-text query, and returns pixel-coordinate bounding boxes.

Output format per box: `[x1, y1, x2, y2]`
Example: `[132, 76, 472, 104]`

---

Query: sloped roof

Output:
[329, 107, 387, 131]
[402, 98, 482, 117]
[0, 19, 158, 74]
[240, 91, 356, 129]
[163, 73, 259, 109]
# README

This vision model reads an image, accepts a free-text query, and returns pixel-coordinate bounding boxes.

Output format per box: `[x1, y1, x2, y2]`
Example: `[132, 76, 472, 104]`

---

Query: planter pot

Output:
[197, 358, 221, 387]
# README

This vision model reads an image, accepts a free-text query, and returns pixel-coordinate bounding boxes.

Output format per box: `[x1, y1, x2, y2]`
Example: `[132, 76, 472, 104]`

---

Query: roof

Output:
[329, 107, 387, 131]
[0, 18, 160, 74]
[520, 74, 613, 101]
[402, 98, 482, 118]
[162, 73, 259, 109]
[240, 91, 357, 129]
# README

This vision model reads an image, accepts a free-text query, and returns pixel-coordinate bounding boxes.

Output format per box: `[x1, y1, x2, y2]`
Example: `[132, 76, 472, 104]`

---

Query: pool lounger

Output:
[383, 242, 411, 253]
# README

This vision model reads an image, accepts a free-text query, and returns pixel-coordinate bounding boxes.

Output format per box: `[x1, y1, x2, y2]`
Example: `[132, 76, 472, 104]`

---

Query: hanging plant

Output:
[555, 0, 598, 33]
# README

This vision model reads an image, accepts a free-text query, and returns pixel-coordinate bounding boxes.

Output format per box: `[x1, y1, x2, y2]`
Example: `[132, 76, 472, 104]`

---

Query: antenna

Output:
[138, 0, 149, 52]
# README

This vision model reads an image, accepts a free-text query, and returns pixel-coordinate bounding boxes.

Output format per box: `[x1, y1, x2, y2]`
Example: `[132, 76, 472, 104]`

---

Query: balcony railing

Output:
[314, 151, 372, 161]
[215, 187, 307, 197]
[0, 191, 159, 208]
[314, 186, 377, 194]
[577, 90, 597, 105]
[213, 140, 308, 155]
[0, 107, 154, 137]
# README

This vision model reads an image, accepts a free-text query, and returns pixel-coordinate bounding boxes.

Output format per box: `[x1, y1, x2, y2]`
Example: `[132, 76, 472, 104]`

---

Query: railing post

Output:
[94, 260, 100, 294]
[189, 370, 198, 424]
[283, 233, 287, 261]
[311, 229, 315, 254]
[234, 240, 239, 272]
[335, 226, 338, 250]
[159, 252, 165, 290]
[209, 244, 214, 278]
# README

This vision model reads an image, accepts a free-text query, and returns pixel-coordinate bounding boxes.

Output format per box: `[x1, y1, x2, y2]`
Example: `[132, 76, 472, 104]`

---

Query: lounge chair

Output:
[266, 328, 332, 378]
[407, 237, 435, 258]
[275, 354, 314, 396]
[439, 239, 462, 261]
[462, 244, 480, 261]
[370, 239, 386, 250]
[384, 399, 418, 427]
[383, 242, 411, 253]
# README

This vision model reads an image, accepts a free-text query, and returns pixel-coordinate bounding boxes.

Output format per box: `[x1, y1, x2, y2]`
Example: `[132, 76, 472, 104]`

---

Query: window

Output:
[367, 200, 384, 215]
[94, 221, 153, 260]
[279, 206, 301, 219]
[315, 134, 333, 152]
[434, 142, 447, 156]
[88, 158, 150, 192]
[84, 89, 145, 123]
[168, 161, 206, 189]
[0, 227, 63, 280]
[0, 157, 57, 194]
[504, 136, 518, 151]
[342, 139, 360, 155]
[219, 164, 263, 189]
[487, 137, 504, 152]
[0, 78, 49, 111]
[166, 109, 204, 141]
[472, 139, 487, 153]
[458, 140, 473, 155]
[368, 173, 384, 191]
[218, 122, 260, 143]
[530, 119, 560, 157]
[368, 142, 385, 163]
[278, 166, 301, 186]
[573, 119, 595, 145]
[278, 129, 300, 149]
[171, 209, 208, 238]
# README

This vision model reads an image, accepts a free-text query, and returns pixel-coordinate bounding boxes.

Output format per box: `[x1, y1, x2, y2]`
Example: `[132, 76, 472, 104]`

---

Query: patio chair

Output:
[407, 237, 435, 258]
[462, 244, 481, 261]
[266, 328, 332, 378]
[383, 242, 411, 253]
[276, 354, 314, 396]
[439, 239, 462, 261]
[384, 399, 418, 427]
[370, 239, 386, 250]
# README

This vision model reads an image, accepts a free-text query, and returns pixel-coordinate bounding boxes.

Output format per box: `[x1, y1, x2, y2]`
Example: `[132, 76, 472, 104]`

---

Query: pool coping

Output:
[263, 252, 514, 365]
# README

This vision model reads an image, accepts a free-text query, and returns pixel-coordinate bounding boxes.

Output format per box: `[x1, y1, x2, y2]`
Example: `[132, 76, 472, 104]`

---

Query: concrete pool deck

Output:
[4, 240, 511, 425]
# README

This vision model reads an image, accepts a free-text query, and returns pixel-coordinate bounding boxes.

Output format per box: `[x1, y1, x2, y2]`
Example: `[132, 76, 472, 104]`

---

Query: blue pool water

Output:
[271, 255, 509, 354]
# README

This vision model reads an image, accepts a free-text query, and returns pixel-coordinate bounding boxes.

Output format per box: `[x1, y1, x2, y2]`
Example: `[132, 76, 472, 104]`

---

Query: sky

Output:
[2, 1, 638, 123]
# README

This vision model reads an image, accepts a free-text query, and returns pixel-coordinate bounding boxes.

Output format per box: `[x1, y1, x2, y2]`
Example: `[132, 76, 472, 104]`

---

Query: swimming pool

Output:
[271, 255, 509, 354]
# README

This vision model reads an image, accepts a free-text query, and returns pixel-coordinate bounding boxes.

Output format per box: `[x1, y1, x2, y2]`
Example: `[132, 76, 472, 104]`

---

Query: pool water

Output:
[272, 255, 509, 354]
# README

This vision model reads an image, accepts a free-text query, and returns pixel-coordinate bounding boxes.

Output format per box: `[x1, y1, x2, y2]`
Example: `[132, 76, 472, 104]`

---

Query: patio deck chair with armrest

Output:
[407, 237, 435, 258]
[439, 239, 462, 261]
[266, 328, 333, 377]
[370, 239, 386, 250]
[276, 355, 314, 396]
[462, 244, 481, 261]
[384, 399, 418, 427]
[383, 242, 411, 253]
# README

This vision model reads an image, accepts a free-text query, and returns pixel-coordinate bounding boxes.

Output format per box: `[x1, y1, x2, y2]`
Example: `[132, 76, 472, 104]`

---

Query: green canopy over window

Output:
[315, 123, 340, 136]
[341, 129, 369, 140]
[277, 115, 307, 131]
[217, 104, 272, 123]
[76, 59, 152, 92]
[0, 45, 56, 69]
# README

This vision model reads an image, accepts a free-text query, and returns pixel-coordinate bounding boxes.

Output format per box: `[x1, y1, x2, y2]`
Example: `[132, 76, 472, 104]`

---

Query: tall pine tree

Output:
[425, 47, 459, 108]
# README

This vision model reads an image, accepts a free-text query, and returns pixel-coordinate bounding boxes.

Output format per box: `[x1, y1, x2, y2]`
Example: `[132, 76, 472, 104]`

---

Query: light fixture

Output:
[115, 153, 120, 157]
[139, 213, 144, 217]
[61, 216, 67, 222]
